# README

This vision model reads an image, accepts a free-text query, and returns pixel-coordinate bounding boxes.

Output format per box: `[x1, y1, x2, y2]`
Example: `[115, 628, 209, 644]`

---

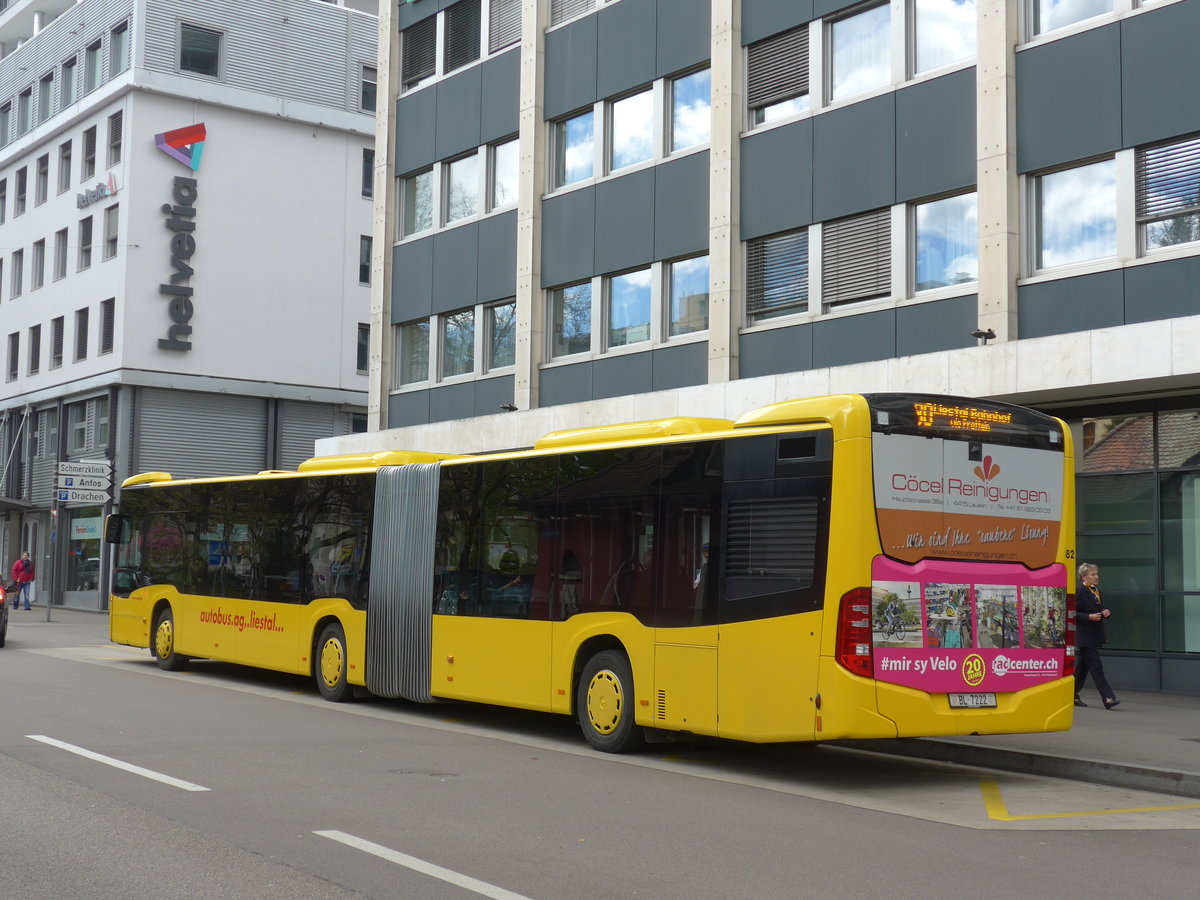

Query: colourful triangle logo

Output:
[155, 123, 206, 171]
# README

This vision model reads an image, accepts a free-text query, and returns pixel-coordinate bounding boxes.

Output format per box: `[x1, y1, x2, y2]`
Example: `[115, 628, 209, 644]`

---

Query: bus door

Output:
[716, 431, 832, 742]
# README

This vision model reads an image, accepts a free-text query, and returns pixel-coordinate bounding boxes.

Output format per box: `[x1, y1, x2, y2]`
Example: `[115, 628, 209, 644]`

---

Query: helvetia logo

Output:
[973, 455, 1001, 482]
[154, 123, 206, 171]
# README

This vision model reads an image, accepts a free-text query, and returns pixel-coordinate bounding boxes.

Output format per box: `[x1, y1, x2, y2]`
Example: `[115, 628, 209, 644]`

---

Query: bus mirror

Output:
[105, 515, 132, 545]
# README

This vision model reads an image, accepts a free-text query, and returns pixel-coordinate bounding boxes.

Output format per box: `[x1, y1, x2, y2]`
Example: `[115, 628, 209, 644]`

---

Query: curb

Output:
[845, 738, 1200, 800]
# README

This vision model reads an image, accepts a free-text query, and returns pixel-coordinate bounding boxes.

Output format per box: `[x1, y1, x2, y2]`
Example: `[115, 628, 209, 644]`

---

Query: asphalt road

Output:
[0, 611, 1196, 899]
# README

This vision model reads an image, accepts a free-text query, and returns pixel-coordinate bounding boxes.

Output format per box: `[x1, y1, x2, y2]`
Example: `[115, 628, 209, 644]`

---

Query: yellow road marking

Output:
[980, 777, 1200, 820]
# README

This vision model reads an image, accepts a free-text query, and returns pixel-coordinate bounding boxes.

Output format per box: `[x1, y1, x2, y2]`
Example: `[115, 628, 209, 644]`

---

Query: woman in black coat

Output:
[1075, 562, 1119, 709]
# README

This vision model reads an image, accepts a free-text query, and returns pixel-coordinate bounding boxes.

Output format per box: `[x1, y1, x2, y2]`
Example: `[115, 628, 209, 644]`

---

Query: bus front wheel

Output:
[152, 608, 189, 671]
[315, 623, 353, 702]
[577, 650, 644, 753]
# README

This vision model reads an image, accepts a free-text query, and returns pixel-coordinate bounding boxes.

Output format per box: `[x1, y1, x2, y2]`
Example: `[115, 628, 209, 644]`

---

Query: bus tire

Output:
[152, 607, 189, 672]
[577, 650, 644, 753]
[315, 622, 353, 702]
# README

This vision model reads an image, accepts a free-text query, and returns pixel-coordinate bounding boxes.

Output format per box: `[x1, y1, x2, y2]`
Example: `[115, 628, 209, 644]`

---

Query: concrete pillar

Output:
[707, 0, 741, 384]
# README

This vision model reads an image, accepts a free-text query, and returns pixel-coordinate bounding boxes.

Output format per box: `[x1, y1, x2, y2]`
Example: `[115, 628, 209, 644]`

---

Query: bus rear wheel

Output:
[577, 650, 644, 753]
[315, 622, 353, 702]
[152, 608, 189, 671]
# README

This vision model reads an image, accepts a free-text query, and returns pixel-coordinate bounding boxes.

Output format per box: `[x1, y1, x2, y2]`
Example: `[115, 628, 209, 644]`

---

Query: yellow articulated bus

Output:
[108, 393, 1076, 752]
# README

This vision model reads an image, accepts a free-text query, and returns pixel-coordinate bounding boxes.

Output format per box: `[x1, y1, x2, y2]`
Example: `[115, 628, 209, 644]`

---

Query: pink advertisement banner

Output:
[871, 557, 1068, 694]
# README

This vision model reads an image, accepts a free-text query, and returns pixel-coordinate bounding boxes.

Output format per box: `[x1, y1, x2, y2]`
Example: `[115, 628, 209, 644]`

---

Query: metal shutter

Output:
[278, 401, 338, 470]
[137, 388, 267, 480]
[821, 208, 890, 308]
[489, 0, 521, 54]
[726, 496, 819, 585]
[550, 0, 595, 28]
[747, 26, 809, 112]
[746, 230, 808, 320]
[402, 15, 437, 87]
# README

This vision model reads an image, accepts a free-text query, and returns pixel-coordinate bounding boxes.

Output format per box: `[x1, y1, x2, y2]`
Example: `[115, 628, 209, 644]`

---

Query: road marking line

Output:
[980, 777, 1200, 820]
[26, 735, 211, 792]
[315, 830, 534, 900]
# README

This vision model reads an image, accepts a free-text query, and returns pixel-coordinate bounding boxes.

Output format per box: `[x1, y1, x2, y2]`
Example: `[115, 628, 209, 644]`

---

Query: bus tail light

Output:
[836, 587, 873, 678]
[1063, 591, 1076, 678]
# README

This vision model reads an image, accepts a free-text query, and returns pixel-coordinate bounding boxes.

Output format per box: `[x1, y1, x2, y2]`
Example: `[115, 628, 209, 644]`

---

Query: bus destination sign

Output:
[913, 402, 1013, 434]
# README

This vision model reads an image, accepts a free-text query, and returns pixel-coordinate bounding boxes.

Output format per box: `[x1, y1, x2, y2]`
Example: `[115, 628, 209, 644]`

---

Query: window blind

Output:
[746, 230, 808, 320]
[1136, 134, 1200, 221]
[550, 0, 595, 28]
[489, 0, 521, 53]
[821, 208, 890, 307]
[444, 0, 482, 73]
[747, 27, 809, 111]
[401, 16, 437, 88]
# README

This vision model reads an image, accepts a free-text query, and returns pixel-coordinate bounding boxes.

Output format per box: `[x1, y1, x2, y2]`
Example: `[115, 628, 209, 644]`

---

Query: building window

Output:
[180, 24, 221, 78]
[100, 298, 115, 354]
[0, 104, 9, 146]
[107, 111, 123, 166]
[607, 268, 652, 348]
[822, 208, 891, 308]
[489, 0, 521, 53]
[10, 249, 23, 298]
[551, 0, 595, 28]
[359, 235, 372, 284]
[444, 153, 480, 223]
[35, 155, 48, 205]
[14, 167, 26, 215]
[1035, 158, 1117, 270]
[54, 228, 68, 280]
[84, 41, 103, 93]
[441, 308, 475, 378]
[748, 26, 809, 126]
[914, 192, 978, 291]
[58, 141, 72, 193]
[1034, 0, 1111, 36]
[550, 281, 592, 358]
[356, 323, 370, 374]
[552, 110, 594, 188]
[746, 229, 809, 322]
[829, 4, 891, 103]
[82, 126, 97, 179]
[78, 216, 93, 270]
[51, 317, 64, 368]
[27, 325, 40, 375]
[362, 148, 374, 198]
[75, 308, 89, 362]
[489, 138, 518, 210]
[95, 396, 110, 448]
[0, 179, 5, 223]
[103, 205, 119, 260]
[669, 255, 709, 336]
[68, 402, 88, 451]
[38, 72, 54, 126]
[61, 58, 77, 107]
[671, 69, 711, 151]
[360, 66, 377, 112]
[6, 333, 17, 382]
[444, 0, 482, 74]
[17, 88, 31, 135]
[914, 0, 975, 75]
[31, 240, 44, 291]
[400, 168, 434, 237]
[111, 22, 130, 74]
[400, 16, 437, 91]
[609, 89, 653, 173]
[1137, 134, 1200, 253]
[396, 320, 431, 386]
[33, 409, 56, 459]
[487, 300, 516, 369]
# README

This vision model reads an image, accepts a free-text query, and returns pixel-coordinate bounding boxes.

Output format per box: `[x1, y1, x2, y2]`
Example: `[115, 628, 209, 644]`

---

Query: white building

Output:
[0, 0, 378, 609]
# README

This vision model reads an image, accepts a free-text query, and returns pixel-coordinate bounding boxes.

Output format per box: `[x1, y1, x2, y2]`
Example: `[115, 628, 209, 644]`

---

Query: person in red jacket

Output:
[11, 551, 34, 610]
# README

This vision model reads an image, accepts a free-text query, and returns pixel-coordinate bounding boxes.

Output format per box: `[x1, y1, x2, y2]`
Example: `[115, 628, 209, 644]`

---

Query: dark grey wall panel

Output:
[475, 375, 516, 418]
[388, 390, 431, 427]
[812, 95, 895, 222]
[593, 352, 654, 400]
[595, 169, 656, 274]
[542, 188, 596, 287]
[1018, 270, 1124, 339]
[435, 67, 483, 161]
[432, 224, 480, 313]
[657, 0, 710, 76]
[480, 49, 521, 145]
[812, 310, 896, 368]
[1122, 1, 1200, 149]
[428, 382, 477, 423]
[540, 362, 593, 407]
[895, 70, 976, 203]
[652, 341, 707, 391]
[739, 324, 814, 378]
[396, 2, 437, 29]
[741, 0, 813, 45]
[1015, 25, 1121, 174]
[477, 211, 518, 303]
[896, 295, 977, 357]
[544, 15, 598, 119]
[1124, 256, 1200, 325]
[392, 239, 435, 323]
[597, 0, 656, 99]
[395, 88, 437, 174]
[740, 119, 813, 240]
[655, 151, 709, 260]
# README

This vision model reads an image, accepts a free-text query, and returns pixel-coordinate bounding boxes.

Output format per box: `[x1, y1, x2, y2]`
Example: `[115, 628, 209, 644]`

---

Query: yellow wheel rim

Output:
[585, 669, 623, 735]
[155, 619, 173, 659]
[320, 636, 344, 689]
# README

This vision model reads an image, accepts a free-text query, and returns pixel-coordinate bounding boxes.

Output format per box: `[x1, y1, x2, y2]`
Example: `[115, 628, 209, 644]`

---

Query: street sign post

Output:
[56, 475, 112, 491]
[56, 489, 110, 505]
[57, 460, 112, 477]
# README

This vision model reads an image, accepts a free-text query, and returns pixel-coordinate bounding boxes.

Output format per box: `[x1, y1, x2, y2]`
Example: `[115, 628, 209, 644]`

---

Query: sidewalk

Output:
[855, 690, 1200, 799]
